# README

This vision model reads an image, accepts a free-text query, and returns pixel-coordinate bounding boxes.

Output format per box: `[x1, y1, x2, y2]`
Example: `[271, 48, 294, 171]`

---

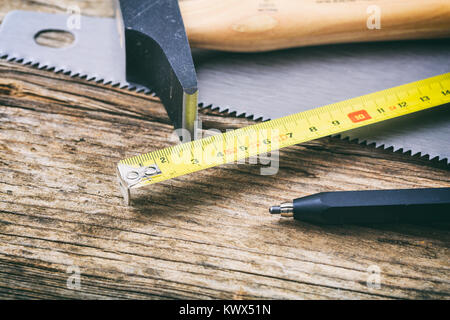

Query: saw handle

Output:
[180, 0, 450, 52]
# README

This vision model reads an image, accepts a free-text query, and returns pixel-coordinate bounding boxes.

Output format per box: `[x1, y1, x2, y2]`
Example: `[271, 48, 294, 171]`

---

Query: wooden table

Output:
[0, 0, 449, 299]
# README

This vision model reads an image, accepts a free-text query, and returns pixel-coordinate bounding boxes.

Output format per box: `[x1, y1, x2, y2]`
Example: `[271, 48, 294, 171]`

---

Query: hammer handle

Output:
[180, 0, 450, 52]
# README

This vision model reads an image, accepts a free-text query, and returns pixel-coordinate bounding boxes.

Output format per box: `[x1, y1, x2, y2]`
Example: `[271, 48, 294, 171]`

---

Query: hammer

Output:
[118, 0, 450, 141]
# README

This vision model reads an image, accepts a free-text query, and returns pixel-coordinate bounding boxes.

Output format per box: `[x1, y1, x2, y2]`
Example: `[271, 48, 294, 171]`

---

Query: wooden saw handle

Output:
[179, 0, 450, 52]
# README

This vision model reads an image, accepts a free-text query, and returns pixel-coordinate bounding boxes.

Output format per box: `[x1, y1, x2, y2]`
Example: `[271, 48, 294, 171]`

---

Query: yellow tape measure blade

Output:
[117, 73, 450, 204]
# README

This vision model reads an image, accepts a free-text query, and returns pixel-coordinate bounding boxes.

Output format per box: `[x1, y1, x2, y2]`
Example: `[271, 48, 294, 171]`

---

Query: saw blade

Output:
[193, 40, 450, 163]
[0, 10, 149, 93]
[1, 11, 449, 163]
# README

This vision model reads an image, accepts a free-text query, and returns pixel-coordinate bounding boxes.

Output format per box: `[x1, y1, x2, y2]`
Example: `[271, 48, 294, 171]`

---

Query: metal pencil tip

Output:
[269, 206, 281, 214]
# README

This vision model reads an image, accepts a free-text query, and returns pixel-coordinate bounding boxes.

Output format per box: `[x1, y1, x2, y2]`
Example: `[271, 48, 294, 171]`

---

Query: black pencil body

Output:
[292, 188, 450, 224]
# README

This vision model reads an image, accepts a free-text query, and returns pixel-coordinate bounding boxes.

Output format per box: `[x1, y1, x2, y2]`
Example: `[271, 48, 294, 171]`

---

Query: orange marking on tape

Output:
[348, 110, 372, 123]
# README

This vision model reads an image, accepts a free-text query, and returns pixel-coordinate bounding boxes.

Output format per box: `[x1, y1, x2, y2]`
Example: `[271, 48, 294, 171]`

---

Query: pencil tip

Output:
[269, 206, 281, 214]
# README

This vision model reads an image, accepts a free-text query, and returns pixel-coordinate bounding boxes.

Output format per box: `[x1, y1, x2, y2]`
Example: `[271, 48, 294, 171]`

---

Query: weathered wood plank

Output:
[1, 58, 449, 299]
[0, 0, 449, 300]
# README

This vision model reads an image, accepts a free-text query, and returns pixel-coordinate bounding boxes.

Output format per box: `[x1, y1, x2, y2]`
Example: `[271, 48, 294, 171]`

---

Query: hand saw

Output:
[0, 0, 449, 160]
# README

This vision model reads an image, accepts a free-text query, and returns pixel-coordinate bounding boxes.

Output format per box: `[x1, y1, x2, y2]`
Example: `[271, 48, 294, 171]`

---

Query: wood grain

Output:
[0, 0, 449, 300]
[181, 0, 450, 52]
[0, 0, 114, 21]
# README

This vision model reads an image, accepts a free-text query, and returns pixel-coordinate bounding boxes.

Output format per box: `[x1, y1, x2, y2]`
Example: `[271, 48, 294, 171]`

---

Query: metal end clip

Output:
[116, 163, 162, 205]
[269, 202, 294, 218]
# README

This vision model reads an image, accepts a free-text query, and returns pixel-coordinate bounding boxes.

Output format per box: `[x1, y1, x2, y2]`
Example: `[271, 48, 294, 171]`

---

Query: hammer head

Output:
[118, 0, 198, 141]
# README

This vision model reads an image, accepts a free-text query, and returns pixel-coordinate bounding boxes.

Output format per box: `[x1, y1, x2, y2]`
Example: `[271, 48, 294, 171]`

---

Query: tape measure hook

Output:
[116, 163, 162, 205]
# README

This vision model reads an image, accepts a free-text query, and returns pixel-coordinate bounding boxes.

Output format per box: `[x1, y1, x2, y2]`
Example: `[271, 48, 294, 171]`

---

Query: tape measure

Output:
[117, 73, 450, 204]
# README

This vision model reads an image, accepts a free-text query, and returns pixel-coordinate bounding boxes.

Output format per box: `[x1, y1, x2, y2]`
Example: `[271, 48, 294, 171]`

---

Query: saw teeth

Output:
[198, 101, 267, 121]
[0, 55, 155, 96]
[338, 133, 449, 164]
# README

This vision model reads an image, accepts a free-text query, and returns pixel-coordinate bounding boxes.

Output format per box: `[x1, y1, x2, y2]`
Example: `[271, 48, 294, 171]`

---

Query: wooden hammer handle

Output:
[180, 0, 450, 52]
